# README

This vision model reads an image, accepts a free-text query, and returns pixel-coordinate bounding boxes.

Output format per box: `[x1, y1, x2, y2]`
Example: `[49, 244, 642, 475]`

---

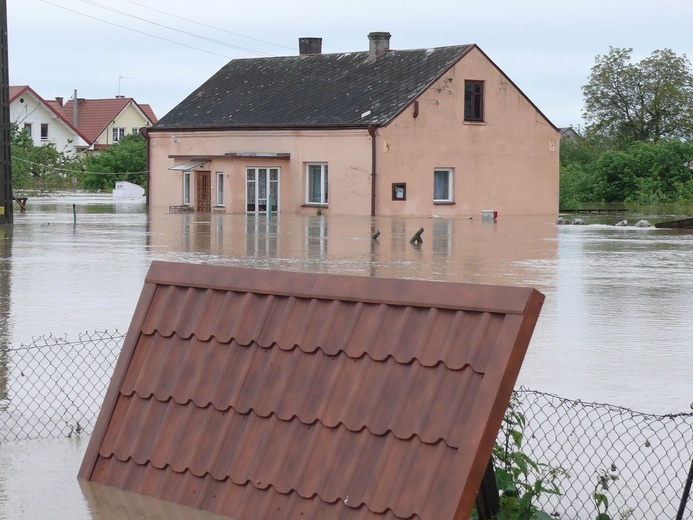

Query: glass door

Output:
[246, 167, 279, 213]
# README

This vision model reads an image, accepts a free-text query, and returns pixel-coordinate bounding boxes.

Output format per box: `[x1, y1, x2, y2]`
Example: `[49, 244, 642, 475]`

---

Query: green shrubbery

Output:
[560, 137, 693, 209]
[10, 127, 147, 194]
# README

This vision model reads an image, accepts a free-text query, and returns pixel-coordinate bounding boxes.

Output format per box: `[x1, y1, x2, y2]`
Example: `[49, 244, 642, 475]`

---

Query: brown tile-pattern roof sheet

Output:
[80, 261, 544, 519]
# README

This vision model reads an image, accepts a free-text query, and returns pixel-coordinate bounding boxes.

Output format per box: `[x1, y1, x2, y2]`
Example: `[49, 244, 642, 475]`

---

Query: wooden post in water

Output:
[73, 203, 77, 225]
[0, 0, 12, 225]
[410, 227, 424, 244]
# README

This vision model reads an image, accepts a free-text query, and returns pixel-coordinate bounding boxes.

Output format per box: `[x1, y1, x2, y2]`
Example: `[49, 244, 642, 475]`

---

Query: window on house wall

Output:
[132, 128, 140, 135]
[216, 172, 224, 206]
[112, 127, 126, 142]
[40, 123, 48, 142]
[464, 80, 484, 122]
[434, 168, 453, 202]
[23, 123, 32, 137]
[183, 171, 191, 204]
[246, 167, 280, 213]
[306, 163, 328, 205]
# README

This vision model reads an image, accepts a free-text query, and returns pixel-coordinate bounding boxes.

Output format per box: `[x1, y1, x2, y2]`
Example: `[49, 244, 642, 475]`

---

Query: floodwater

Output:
[0, 194, 692, 519]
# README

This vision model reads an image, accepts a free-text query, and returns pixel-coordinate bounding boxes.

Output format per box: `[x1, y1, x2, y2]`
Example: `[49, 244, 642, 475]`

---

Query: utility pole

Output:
[0, 0, 12, 224]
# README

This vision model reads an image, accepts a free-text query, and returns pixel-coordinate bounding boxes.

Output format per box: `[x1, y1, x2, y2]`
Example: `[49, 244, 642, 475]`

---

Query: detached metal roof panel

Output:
[80, 261, 544, 520]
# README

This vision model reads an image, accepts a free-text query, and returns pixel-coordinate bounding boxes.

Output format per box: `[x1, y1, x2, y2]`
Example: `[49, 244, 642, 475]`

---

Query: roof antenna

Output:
[117, 76, 133, 97]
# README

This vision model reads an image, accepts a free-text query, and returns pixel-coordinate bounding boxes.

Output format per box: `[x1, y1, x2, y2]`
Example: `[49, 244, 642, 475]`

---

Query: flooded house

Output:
[146, 33, 559, 217]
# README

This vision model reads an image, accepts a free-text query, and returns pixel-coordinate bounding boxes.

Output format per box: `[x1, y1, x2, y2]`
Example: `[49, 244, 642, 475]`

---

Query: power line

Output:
[77, 0, 272, 57]
[123, 0, 296, 53]
[39, 1, 456, 112]
[13, 156, 147, 176]
[40, 0, 234, 60]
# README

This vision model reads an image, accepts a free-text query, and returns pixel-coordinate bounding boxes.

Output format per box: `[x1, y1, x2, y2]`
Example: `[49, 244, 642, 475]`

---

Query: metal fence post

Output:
[676, 456, 693, 520]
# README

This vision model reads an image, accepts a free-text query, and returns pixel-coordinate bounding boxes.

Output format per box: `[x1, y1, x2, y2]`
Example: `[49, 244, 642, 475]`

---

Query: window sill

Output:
[301, 203, 328, 208]
[433, 201, 455, 205]
[462, 121, 486, 126]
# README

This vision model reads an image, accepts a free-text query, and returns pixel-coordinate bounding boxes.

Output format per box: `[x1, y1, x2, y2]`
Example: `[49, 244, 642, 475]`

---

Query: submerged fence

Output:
[0, 332, 691, 519]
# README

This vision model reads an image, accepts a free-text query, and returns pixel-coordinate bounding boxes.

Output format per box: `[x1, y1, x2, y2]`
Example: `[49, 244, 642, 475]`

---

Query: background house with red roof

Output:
[10, 86, 158, 155]
[57, 94, 158, 151]
[9, 85, 89, 155]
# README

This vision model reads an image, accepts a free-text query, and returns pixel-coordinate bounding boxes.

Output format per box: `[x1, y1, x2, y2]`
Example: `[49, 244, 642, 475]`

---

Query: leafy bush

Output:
[561, 137, 693, 205]
[492, 394, 569, 520]
[10, 125, 83, 193]
[81, 133, 147, 192]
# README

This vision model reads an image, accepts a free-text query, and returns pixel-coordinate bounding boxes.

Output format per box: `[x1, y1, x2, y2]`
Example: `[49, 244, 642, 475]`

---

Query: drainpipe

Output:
[141, 127, 150, 207]
[368, 124, 377, 217]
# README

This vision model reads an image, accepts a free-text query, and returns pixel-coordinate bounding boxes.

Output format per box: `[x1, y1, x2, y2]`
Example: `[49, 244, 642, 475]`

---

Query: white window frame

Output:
[246, 167, 280, 213]
[183, 171, 191, 205]
[40, 123, 49, 142]
[216, 172, 224, 206]
[433, 168, 453, 203]
[306, 163, 328, 205]
[23, 123, 32, 137]
[132, 128, 140, 135]
[112, 127, 126, 142]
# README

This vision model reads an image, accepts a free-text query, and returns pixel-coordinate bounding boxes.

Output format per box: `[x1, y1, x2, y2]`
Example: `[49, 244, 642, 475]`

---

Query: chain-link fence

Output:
[1, 332, 691, 518]
[0, 330, 123, 441]
[506, 388, 693, 519]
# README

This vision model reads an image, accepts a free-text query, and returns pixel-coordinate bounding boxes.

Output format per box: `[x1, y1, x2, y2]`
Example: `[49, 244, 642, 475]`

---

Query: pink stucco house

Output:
[146, 33, 559, 217]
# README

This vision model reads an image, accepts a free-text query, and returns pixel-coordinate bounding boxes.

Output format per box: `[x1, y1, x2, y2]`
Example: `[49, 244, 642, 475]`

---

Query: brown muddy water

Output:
[0, 194, 692, 519]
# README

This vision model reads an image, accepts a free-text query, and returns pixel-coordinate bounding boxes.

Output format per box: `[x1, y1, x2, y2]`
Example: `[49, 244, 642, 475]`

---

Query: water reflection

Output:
[2, 196, 693, 519]
[80, 480, 232, 520]
[1, 195, 692, 415]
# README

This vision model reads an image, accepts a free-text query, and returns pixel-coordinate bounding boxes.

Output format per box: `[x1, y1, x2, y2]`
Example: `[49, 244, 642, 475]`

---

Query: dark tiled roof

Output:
[154, 46, 472, 130]
[80, 261, 544, 519]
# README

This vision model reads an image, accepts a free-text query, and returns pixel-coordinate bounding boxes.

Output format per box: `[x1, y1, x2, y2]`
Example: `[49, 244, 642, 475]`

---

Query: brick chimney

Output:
[299, 37, 322, 56]
[55, 97, 63, 106]
[368, 32, 391, 58]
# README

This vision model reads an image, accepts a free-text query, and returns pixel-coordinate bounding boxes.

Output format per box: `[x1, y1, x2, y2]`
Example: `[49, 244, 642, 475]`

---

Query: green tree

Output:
[582, 48, 693, 144]
[82, 133, 147, 192]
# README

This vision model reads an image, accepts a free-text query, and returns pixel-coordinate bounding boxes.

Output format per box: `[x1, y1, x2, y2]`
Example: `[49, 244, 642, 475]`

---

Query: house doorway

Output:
[196, 171, 211, 213]
[246, 167, 279, 213]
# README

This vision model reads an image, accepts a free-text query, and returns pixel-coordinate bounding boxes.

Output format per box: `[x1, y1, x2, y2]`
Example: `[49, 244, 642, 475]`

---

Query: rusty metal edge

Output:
[452, 289, 545, 518]
[77, 280, 158, 480]
[144, 260, 537, 315]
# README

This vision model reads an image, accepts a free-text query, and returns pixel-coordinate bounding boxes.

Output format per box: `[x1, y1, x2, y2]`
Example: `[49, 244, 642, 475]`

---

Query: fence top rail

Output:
[515, 386, 693, 420]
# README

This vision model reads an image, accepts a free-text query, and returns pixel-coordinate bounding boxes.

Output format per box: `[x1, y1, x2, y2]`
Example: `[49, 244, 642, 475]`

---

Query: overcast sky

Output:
[7, 0, 693, 129]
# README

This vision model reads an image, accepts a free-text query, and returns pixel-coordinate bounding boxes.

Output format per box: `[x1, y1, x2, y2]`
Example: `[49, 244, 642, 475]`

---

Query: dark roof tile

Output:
[153, 46, 472, 129]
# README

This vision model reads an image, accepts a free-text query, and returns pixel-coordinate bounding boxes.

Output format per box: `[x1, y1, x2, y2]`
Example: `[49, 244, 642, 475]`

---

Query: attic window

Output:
[464, 80, 484, 122]
[112, 127, 126, 142]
